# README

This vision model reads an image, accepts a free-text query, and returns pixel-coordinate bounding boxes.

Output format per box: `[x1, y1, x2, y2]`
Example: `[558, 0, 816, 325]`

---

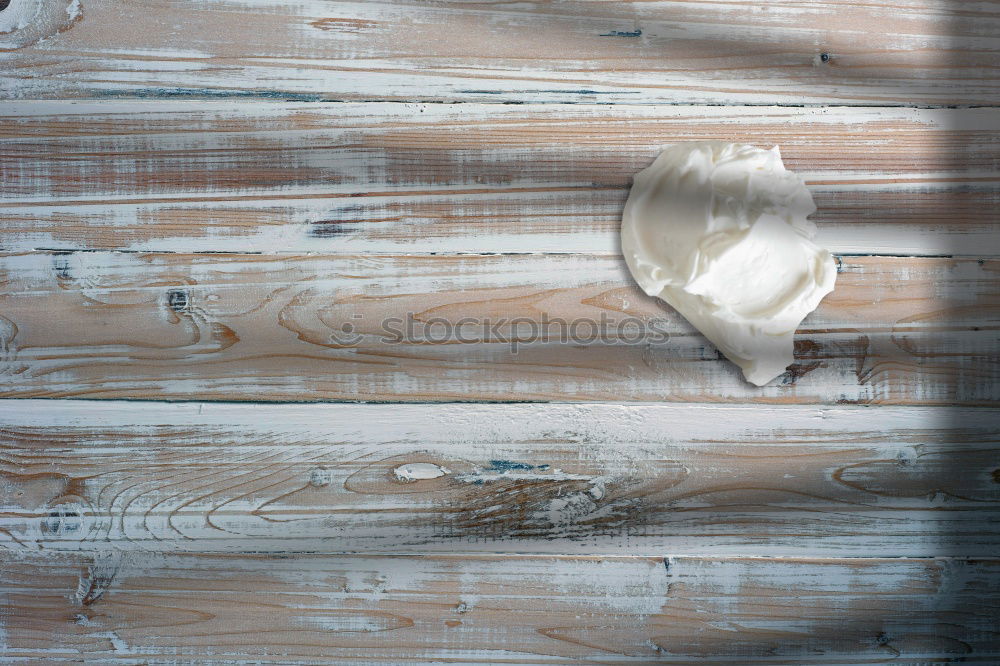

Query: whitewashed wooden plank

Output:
[0, 252, 995, 404]
[2, 102, 997, 255]
[3, 552, 999, 663]
[1, 400, 997, 556]
[2, 0, 1000, 104]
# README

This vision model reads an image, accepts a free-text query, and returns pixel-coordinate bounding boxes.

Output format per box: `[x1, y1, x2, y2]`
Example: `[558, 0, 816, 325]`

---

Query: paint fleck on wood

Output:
[394, 462, 450, 483]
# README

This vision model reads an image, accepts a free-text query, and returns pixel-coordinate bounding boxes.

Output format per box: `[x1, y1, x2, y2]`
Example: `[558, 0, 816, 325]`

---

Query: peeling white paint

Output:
[456, 468, 593, 484]
[393, 463, 449, 482]
[0, 400, 974, 443]
[0, 0, 41, 33]
[538, 492, 598, 527]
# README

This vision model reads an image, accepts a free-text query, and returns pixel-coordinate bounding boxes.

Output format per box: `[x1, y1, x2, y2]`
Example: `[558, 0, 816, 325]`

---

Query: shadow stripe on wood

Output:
[3, 0, 1000, 104]
[1, 401, 997, 556]
[3, 551, 999, 663]
[0, 252, 996, 404]
[2, 103, 998, 255]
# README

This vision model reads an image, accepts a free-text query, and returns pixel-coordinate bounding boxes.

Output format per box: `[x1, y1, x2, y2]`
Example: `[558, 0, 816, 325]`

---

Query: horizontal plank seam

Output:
[16, 249, 967, 259]
[42, 97, 1000, 109]
[4, 551, 992, 561]
[0, 398, 996, 410]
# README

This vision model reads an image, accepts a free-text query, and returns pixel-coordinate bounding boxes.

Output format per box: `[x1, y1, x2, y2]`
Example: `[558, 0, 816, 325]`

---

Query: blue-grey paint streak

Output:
[94, 87, 326, 101]
[487, 460, 550, 472]
[599, 29, 642, 37]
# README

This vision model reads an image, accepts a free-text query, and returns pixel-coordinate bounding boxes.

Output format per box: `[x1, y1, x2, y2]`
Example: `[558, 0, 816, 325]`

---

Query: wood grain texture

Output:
[0, 252, 996, 403]
[1, 400, 997, 556]
[2, 0, 999, 659]
[2, 102, 998, 255]
[4, 551, 1000, 663]
[2, 0, 1000, 104]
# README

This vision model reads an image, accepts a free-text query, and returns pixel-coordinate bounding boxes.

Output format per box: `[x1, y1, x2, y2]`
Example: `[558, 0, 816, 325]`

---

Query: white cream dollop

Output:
[621, 142, 836, 386]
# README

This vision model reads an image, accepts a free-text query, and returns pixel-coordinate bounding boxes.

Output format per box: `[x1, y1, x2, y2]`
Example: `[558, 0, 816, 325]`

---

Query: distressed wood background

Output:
[1, 0, 999, 663]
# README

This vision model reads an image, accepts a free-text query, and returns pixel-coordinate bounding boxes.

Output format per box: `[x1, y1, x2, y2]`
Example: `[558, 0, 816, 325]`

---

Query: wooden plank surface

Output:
[3, 0, 1000, 104]
[4, 552, 999, 663]
[0, 252, 995, 403]
[2, 400, 997, 556]
[2, 102, 998, 255]
[4, 0, 1000, 659]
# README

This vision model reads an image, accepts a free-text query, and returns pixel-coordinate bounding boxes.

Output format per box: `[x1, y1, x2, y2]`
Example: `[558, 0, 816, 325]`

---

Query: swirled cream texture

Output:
[621, 142, 836, 386]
